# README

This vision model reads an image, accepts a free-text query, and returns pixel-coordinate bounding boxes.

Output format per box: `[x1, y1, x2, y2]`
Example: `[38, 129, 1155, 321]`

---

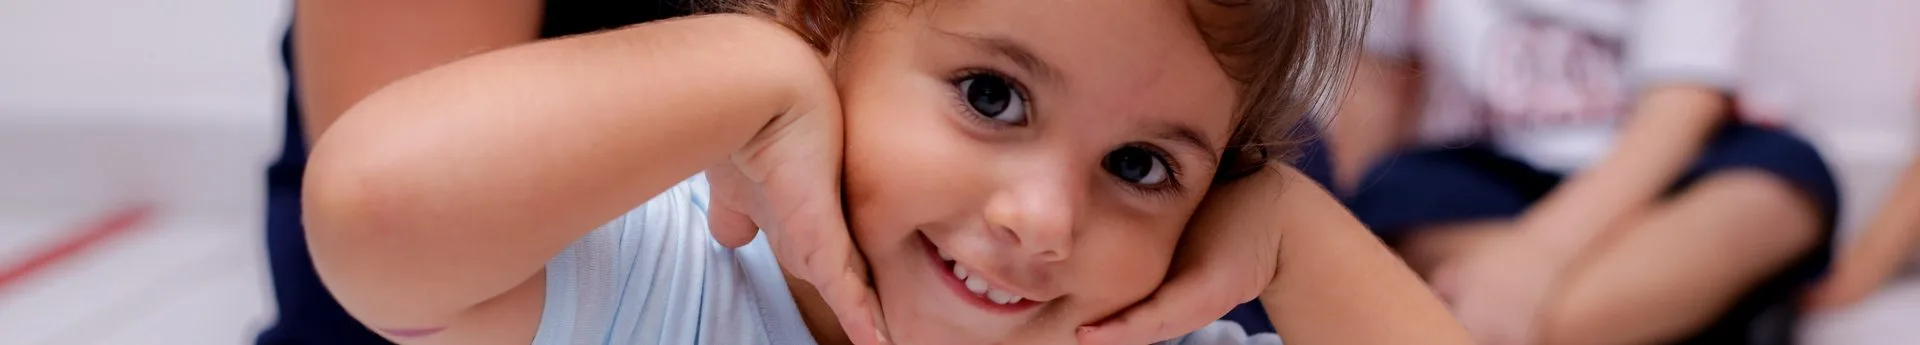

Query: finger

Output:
[704, 165, 762, 248]
[1077, 267, 1252, 345]
[793, 218, 883, 344]
[818, 265, 891, 345]
[773, 182, 888, 343]
[707, 203, 762, 248]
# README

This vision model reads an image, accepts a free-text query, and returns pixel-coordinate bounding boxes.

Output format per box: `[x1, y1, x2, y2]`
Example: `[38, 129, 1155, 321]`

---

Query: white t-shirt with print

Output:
[534, 175, 1282, 344]
[1368, 0, 1745, 172]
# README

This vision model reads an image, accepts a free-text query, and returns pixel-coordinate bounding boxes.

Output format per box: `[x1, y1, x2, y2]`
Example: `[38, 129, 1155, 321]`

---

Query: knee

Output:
[1689, 170, 1825, 246]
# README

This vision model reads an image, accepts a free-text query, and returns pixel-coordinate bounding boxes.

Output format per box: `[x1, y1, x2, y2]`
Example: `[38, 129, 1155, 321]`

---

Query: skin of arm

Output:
[1227, 166, 1475, 344]
[1519, 84, 1732, 256]
[302, 14, 834, 340]
[1810, 158, 1920, 310]
[293, 0, 543, 143]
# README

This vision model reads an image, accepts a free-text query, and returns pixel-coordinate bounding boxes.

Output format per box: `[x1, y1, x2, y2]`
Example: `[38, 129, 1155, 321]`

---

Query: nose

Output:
[982, 164, 1080, 263]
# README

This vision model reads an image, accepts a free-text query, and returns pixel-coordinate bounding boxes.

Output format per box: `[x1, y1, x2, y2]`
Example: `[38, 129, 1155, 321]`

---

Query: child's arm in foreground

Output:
[304, 14, 830, 342]
[1253, 167, 1472, 344]
[1079, 166, 1471, 345]
[1809, 158, 1920, 310]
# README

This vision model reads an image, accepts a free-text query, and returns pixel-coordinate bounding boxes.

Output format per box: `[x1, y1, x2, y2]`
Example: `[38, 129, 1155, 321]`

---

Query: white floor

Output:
[0, 0, 1914, 345]
[0, 116, 279, 345]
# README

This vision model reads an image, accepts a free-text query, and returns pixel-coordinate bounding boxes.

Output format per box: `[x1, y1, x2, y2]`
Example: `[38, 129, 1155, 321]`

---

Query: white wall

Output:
[0, 0, 290, 215]
[1749, 0, 1920, 243]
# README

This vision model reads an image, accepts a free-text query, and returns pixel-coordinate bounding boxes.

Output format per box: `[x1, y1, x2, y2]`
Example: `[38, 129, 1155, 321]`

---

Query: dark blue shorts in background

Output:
[1345, 123, 1839, 345]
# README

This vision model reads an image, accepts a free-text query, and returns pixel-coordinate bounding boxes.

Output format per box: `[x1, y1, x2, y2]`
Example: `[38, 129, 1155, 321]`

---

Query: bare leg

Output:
[1538, 170, 1823, 345]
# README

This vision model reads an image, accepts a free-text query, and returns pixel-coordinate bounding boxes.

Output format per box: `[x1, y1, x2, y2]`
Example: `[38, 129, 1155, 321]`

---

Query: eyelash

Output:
[945, 68, 1033, 129]
[1121, 144, 1187, 199]
[943, 68, 1190, 200]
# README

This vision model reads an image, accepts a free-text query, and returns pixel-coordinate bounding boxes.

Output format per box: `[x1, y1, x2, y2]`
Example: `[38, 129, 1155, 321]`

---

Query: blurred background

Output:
[0, 0, 1913, 344]
[0, 0, 286, 344]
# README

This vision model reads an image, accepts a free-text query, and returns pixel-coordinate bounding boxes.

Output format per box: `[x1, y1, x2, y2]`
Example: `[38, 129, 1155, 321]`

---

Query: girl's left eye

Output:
[955, 73, 1028, 125]
[1103, 145, 1171, 185]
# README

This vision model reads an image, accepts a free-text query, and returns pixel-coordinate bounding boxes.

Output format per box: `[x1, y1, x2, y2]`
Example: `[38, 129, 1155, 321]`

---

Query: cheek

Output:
[838, 61, 1000, 274]
[840, 80, 1012, 345]
[841, 90, 978, 240]
[1061, 221, 1183, 318]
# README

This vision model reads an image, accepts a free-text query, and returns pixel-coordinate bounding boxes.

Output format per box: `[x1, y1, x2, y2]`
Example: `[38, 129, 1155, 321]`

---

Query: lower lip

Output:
[920, 233, 1042, 314]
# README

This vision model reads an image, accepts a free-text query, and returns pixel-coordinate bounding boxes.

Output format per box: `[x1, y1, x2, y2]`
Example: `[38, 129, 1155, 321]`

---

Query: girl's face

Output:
[835, 0, 1240, 343]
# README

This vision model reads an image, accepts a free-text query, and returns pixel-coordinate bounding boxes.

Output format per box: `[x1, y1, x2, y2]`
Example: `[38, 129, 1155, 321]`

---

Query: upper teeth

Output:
[941, 248, 1025, 305]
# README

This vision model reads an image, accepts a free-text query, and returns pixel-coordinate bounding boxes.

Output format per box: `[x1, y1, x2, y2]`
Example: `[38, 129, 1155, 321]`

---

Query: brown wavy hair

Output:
[705, 0, 1369, 182]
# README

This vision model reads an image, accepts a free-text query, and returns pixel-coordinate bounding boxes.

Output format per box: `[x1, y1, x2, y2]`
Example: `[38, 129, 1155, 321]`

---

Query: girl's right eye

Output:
[1103, 145, 1172, 186]
[955, 73, 1029, 125]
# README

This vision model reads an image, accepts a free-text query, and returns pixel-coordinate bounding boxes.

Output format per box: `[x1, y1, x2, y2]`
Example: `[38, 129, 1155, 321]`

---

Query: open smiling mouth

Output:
[919, 232, 1044, 313]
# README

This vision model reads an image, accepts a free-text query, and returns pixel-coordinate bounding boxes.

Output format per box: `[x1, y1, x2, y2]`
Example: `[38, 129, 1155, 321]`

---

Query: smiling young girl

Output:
[301, 0, 1470, 344]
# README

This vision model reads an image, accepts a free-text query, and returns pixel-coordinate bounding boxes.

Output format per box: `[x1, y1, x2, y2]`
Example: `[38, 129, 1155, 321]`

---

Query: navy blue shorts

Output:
[1346, 123, 1838, 345]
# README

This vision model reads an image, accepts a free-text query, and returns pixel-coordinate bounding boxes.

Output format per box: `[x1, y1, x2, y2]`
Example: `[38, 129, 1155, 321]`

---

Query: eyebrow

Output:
[933, 29, 1065, 86]
[1159, 123, 1222, 168]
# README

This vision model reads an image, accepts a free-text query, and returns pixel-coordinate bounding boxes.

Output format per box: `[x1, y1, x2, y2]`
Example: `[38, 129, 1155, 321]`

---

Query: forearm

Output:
[1833, 159, 1920, 288]
[1257, 167, 1471, 344]
[304, 14, 828, 325]
[293, 0, 542, 143]
[1525, 84, 1731, 252]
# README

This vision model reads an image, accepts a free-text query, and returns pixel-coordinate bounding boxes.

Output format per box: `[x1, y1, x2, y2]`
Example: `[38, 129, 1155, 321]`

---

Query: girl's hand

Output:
[1075, 167, 1291, 344]
[1080, 165, 1472, 345]
[704, 64, 891, 345]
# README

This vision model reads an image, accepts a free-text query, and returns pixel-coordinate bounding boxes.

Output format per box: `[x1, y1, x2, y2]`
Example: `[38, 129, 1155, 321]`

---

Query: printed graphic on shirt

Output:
[1480, 19, 1626, 130]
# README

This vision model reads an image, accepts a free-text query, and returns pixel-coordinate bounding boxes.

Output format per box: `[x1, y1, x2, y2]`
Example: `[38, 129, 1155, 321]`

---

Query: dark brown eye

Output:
[1103, 145, 1169, 185]
[956, 73, 1027, 124]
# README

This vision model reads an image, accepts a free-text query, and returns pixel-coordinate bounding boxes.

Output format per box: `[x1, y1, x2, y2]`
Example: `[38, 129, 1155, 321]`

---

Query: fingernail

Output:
[875, 329, 890, 344]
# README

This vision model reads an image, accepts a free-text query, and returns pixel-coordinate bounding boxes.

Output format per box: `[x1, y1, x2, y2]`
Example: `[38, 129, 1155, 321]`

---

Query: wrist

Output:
[618, 14, 835, 156]
[699, 14, 836, 135]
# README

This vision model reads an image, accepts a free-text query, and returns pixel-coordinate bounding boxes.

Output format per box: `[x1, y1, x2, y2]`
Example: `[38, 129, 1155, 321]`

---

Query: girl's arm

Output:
[1519, 84, 1729, 255]
[1810, 158, 1920, 310]
[304, 14, 832, 334]
[293, 0, 542, 143]
[1256, 167, 1473, 344]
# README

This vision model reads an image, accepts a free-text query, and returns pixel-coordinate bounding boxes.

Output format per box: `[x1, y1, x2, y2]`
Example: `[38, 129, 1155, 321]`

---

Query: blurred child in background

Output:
[1329, 0, 1841, 344]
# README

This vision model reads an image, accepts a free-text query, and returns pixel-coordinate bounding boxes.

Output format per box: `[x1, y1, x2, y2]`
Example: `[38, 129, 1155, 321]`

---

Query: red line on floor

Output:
[0, 203, 157, 293]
